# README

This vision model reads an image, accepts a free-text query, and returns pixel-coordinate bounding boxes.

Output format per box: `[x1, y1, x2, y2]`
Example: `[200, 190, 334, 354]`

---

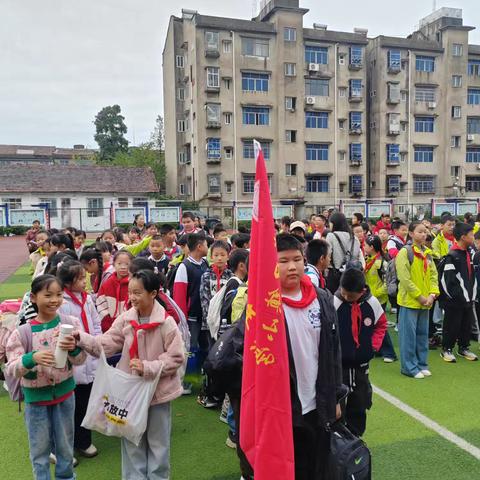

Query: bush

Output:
[0, 226, 29, 236]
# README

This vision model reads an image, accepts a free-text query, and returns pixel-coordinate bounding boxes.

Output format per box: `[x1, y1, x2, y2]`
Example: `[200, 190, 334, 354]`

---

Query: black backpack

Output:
[165, 262, 181, 295]
[327, 422, 371, 479]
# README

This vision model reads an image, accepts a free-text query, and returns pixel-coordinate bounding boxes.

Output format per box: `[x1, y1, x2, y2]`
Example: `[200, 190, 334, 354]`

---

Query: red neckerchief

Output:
[282, 275, 317, 309]
[412, 245, 428, 273]
[365, 253, 381, 274]
[319, 272, 326, 289]
[129, 320, 159, 359]
[316, 226, 325, 235]
[452, 244, 472, 277]
[351, 302, 362, 348]
[444, 232, 455, 243]
[164, 244, 178, 260]
[64, 288, 90, 334]
[211, 264, 225, 291]
[113, 275, 129, 318]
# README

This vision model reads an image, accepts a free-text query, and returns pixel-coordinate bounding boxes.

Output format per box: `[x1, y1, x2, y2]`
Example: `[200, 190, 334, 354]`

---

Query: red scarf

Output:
[365, 253, 381, 274]
[113, 275, 130, 318]
[319, 272, 326, 289]
[452, 244, 472, 278]
[212, 264, 226, 291]
[64, 289, 90, 334]
[351, 302, 362, 348]
[129, 320, 159, 359]
[444, 232, 455, 243]
[282, 275, 317, 309]
[412, 246, 428, 273]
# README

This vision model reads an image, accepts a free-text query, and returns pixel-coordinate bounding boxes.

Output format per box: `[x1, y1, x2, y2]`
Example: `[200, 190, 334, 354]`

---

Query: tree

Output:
[150, 115, 165, 151]
[94, 105, 129, 162]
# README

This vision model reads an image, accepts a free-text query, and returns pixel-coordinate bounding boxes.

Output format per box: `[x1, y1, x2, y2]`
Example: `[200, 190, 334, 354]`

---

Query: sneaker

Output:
[394, 325, 399, 333]
[73, 457, 78, 468]
[219, 397, 230, 424]
[49, 453, 56, 464]
[383, 357, 395, 363]
[390, 307, 397, 314]
[386, 321, 396, 328]
[440, 349, 457, 363]
[421, 369, 432, 377]
[182, 382, 192, 395]
[197, 395, 220, 409]
[458, 349, 478, 361]
[414, 372, 425, 379]
[226, 434, 237, 449]
[77, 444, 98, 458]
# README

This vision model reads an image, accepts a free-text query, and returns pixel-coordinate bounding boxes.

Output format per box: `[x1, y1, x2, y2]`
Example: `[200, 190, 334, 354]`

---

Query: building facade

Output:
[163, 1, 480, 213]
[0, 144, 96, 165]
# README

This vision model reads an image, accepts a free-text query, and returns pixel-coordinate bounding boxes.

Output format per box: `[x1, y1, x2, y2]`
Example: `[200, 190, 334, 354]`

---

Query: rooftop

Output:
[0, 144, 96, 159]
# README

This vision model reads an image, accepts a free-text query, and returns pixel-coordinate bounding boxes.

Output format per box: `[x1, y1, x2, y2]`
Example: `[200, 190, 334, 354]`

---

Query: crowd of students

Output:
[2, 207, 480, 479]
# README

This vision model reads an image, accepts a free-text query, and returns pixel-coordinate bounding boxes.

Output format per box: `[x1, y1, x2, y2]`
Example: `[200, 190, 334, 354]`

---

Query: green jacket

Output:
[431, 232, 450, 260]
[396, 244, 439, 309]
[116, 236, 152, 257]
[365, 256, 388, 306]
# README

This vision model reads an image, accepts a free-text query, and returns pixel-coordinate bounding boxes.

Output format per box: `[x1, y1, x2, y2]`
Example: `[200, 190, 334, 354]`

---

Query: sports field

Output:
[1, 264, 479, 479]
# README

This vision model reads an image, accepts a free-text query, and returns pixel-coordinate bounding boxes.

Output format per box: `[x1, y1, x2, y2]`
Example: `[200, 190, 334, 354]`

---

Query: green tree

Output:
[94, 105, 129, 162]
[150, 115, 164, 151]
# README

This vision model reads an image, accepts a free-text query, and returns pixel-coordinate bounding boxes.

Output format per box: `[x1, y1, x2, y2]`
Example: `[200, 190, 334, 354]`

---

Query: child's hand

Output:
[335, 403, 342, 420]
[418, 295, 428, 306]
[59, 335, 76, 352]
[130, 358, 144, 375]
[33, 350, 56, 367]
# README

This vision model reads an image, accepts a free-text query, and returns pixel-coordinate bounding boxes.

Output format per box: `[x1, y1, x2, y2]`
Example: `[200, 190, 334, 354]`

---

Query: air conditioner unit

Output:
[427, 101, 437, 109]
[467, 134, 475, 142]
[309, 63, 320, 72]
[305, 96, 316, 105]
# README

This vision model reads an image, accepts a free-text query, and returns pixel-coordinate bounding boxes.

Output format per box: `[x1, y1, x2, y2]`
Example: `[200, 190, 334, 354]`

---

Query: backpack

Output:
[326, 233, 355, 294]
[165, 263, 181, 296]
[386, 245, 414, 297]
[327, 422, 371, 479]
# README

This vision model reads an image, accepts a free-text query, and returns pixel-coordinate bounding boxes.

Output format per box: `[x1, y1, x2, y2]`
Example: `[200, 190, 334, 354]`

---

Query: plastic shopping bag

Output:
[81, 350, 161, 446]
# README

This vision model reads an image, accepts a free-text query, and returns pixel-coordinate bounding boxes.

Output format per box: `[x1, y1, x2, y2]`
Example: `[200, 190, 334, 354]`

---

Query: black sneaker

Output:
[197, 395, 220, 409]
[458, 349, 478, 361]
[440, 349, 456, 363]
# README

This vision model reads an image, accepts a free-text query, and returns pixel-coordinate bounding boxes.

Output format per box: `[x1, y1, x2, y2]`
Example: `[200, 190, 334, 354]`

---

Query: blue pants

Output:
[398, 307, 429, 377]
[24, 394, 76, 480]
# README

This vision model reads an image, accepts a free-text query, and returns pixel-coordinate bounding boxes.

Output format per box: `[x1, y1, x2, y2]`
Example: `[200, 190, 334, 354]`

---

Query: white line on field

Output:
[372, 384, 480, 461]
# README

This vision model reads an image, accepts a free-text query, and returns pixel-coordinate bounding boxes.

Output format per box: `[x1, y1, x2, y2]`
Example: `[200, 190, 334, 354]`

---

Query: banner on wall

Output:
[456, 202, 478, 216]
[9, 209, 46, 226]
[367, 203, 392, 219]
[342, 203, 366, 219]
[114, 208, 145, 225]
[432, 202, 456, 217]
[237, 205, 293, 221]
[150, 207, 181, 223]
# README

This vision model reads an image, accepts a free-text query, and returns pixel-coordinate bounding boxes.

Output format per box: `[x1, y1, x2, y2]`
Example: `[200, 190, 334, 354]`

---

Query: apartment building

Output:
[163, 0, 369, 213]
[367, 7, 480, 204]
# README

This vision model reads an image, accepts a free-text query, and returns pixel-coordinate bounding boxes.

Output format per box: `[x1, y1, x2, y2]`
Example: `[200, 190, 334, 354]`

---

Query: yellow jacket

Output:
[396, 244, 439, 309]
[364, 255, 388, 306]
[231, 285, 248, 324]
[431, 232, 451, 260]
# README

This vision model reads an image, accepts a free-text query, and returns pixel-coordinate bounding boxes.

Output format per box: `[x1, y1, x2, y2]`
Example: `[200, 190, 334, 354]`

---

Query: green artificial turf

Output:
[2, 264, 480, 479]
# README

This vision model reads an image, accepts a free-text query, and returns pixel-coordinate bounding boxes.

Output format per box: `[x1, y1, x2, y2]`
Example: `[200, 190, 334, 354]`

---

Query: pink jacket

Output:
[77, 301, 184, 405]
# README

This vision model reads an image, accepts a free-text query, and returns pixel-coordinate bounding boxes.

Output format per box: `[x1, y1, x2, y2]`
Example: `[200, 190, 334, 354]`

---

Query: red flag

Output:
[239, 140, 295, 479]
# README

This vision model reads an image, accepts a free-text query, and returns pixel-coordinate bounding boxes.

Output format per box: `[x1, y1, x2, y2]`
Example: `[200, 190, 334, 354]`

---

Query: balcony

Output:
[206, 156, 221, 165]
[387, 123, 400, 136]
[467, 134, 480, 145]
[350, 159, 363, 167]
[206, 121, 221, 129]
[349, 124, 362, 135]
[387, 63, 401, 74]
[386, 160, 400, 167]
[349, 59, 363, 71]
[205, 49, 220, 58]
[349, 90, 363, 103]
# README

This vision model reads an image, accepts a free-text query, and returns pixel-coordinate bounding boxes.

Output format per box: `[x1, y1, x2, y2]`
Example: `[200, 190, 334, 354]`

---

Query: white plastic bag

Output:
[81, 350, 161, 446]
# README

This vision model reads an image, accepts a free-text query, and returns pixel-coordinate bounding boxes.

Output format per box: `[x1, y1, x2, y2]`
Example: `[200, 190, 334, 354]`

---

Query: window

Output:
[205, 31, 219, 50]
[387, 176, 400, 193]
[225, 182, 233, 194]
[414, 176, 435, 193]
[305, 111, 328, 129]
[179, 184, 185, 195]
[224, 78, 231, 89]
[387, 50, 401, 70]
[242, 174, 255, 194]
[451, 166, 460, 178]
[175, 55, 184, 68]
[242, 37, 269, 57]
[339, 151, 346, 162]
[387, 82, 400, 103]
[285, 164, 297, 176]
[285, 96, 296, 110]
[452, 75, 462, 87]
[451, 136, 461, 148]
[178, 151, 187, 164]
[415, 86, 436, 102]
[306, 175, 329, 193]
[452, 44, 463, 56]
[242, 106, 270, 125]
[306, 143, 329, 161]
[87, 198, 103, 218]
[386, 144, 400, 164]
[349, 79, 362, 98]
[207, 138, 221, 159]
[416, 55, 435, 72]
[241, 72, 269, 92]
[38, 198, 58, 218]
[414, 146, 434, 163]
[338, 87, 347, 98]
[349, 175, 363, 194]
[117, 197, 128, 208]
[466, 147, 480, 163]
[305, 78, 329, 96]
[224, 113, 232, 125]
[206, 67, 220, 88]
[349, 111, 362, 131]
[284, 27, 296, 42]
[285, 130, 297, 143]
[452, 106, 462, 118]
[468, 59, 480, 76]
[349, 143, 362, 163]
[225, 147, 233, 160]
[338, 119, 346, 129]
[401, 90, 408, 102]
[223, 40, 232, 53]
[466, 176, 480, 192]
[305, 45, 328, 64]
[206, 103, 221, 123]
[2, 197, 22, 209]
[132, 197, 147, 207]
[243, 140, 270, 159]
[177, 119, 187, 132]
[284, 63, 296, 76]
[468, 117, 480, 134]
[468, 88, 480, 105]
[414, 116, 434, 132]
[349, 46, 363, 67]
[177, 88, 185, 100]
[208, 174, 221, 194]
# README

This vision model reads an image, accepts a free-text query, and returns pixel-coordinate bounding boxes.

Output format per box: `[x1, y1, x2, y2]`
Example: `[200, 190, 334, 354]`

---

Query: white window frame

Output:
[206, 103, 221, 123]
[224, 112, 232, 125]
[225, 147, 233, 160]
[284, 63, 296, 77]
[285, 130, 296, 143]
[177, 119, 186, 132]
[38, 198, 58, 218]
[285, 96, 295, 110]
[225, 182, 233, 194]
[452, 75, 462, 88]
[177, 88, 185, 100]
[175, 55, 184, 68]
[451, 136, 461, 148]
[206, 67, 220, 88]
[222, 40, 232, 53]
[452, 44, 463, 57]
[452, 106, 462, 119]
[87, 198, 103, 218]
[208, 174, 221, 194]
[284, 27, 296, 42]
[338, 87, 347, 98]
[242, 37, 270, 58]
[285, 164, 297, 176]
[205, 31, 219, 51]
[117, 197, 129, 208]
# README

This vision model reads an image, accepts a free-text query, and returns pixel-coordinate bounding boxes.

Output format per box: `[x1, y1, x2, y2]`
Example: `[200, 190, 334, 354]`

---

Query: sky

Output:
[1, 0, 479, 148]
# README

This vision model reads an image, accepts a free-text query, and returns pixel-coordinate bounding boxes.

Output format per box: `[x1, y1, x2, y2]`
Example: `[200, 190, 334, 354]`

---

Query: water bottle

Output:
[55, 324, 74, 369]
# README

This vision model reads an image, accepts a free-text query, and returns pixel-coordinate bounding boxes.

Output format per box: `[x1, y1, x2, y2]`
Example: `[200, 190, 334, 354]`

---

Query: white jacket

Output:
[58, 292, 102, 385]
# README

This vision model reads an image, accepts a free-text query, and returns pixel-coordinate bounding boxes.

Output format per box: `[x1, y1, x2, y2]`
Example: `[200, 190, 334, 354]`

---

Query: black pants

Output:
[442, 305, 474, 351]
[230, 396, 254, 480]
[342, 366, 372, 437]
[74, 383, 93, 450]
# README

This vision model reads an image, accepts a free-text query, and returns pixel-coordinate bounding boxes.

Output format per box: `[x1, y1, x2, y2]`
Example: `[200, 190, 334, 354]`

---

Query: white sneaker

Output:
[421, 369, 432, 377]
[77, 444, 98, 458]
[49, 453, 56, 464]
[390, 308, 397, 314]
[383, 357, 395, 363]
[414, 372, 425, 379]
